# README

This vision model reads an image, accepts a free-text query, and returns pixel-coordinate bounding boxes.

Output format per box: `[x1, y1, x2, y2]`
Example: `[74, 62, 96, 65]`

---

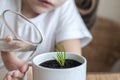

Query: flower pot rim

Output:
[32, 52, 87, 71]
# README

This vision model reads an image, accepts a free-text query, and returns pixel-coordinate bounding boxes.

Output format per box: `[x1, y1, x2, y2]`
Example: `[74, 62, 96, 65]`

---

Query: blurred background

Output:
[97, 0, 120, 23]
[75, 0, 120, 73]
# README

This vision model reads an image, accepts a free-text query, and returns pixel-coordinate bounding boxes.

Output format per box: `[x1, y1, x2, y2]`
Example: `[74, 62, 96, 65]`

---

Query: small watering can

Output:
[0, 9, 43, 60]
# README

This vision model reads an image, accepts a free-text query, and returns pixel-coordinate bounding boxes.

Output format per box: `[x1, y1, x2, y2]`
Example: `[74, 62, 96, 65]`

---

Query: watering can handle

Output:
[2, 9, 41, 64]
[2, 9, 43, 45]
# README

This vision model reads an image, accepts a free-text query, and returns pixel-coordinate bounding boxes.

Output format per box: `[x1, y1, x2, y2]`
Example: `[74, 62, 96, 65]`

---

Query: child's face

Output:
[24, 0, 67, 13]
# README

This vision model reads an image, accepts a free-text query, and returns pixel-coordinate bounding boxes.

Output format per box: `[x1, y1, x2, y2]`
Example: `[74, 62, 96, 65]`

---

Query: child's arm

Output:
[1, 36, 28, 80]
[2, 52, 28, 80]
[57, 39, 82, 55]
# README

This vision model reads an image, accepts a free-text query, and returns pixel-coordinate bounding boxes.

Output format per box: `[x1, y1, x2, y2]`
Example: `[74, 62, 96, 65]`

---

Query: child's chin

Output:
[35, 8, 54, 14]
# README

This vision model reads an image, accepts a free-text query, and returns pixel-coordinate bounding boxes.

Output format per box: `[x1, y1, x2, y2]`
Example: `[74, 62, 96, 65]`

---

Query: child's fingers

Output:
[3, 74, 12, 80]
[6, 36, 13, 43]
[5, 70, 25, 80]
[19, 64, 29, 73]
[12, 70, 24, 78]
[13, 64, 29, 79]
[6, 75, 12, 80]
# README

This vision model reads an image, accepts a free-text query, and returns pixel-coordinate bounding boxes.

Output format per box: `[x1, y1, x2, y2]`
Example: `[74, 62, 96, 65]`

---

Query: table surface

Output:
[87, 72, 120, 80]
[28, 72, 120, 80]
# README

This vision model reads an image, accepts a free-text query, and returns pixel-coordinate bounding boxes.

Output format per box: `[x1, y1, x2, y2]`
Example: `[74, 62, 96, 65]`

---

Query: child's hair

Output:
[75, 0, 99, 30]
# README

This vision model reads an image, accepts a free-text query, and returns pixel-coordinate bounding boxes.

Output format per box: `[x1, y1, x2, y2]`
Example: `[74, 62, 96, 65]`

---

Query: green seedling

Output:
[54, 44, 66, 67]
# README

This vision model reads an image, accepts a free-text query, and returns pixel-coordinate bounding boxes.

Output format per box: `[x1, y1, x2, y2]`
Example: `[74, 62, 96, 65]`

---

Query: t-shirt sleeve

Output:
[55, 0, 92, 47]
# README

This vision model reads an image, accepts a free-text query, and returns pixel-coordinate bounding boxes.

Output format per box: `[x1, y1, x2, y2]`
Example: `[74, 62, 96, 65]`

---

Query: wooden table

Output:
[87, 73, 120, 80]
[28, 72, 120, 80]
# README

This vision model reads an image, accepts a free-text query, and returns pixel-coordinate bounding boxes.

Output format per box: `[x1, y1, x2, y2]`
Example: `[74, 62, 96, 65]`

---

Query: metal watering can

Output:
[0, 10, 43, 61]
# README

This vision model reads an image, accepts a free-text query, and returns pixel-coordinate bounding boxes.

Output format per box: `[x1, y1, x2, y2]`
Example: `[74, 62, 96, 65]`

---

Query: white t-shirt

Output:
[0, 0, 92, 79]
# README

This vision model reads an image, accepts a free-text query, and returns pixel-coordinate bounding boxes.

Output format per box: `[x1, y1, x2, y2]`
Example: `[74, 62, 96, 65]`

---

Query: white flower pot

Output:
[32, 52, 87, 80]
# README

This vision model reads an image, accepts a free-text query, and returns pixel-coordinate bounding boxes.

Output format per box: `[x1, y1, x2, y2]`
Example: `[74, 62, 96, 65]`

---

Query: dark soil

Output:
[39, 59, 82, 69]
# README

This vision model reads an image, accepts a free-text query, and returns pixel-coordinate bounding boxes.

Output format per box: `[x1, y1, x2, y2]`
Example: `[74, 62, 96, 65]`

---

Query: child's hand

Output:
[3, 64, 28, 80]
[1, 36, 29, 80]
